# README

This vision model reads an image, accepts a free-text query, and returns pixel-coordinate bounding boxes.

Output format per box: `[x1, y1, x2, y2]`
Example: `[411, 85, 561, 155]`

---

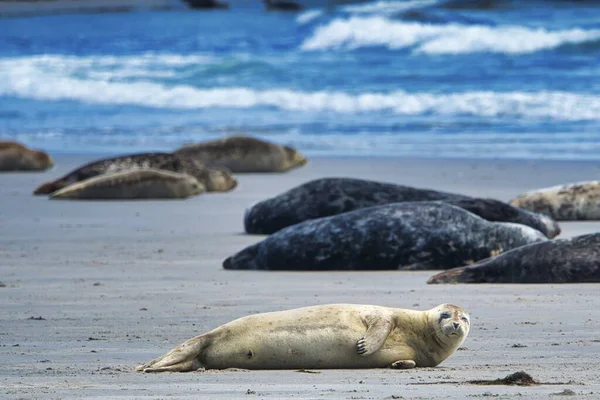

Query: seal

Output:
[225, 202, 547, 271]
[136, 303, 470, 372]
[173, 135, 307, 173]
[427, 233, 600, 284]
[49, 169, 205, 200]
[33, 152, 236, 195]
[0, 141, 53, 172]
[264, 0, 303, 12]
[183, 0, 229, 9]
[509, 181, 600, 221]
[243, 178, 560, 238]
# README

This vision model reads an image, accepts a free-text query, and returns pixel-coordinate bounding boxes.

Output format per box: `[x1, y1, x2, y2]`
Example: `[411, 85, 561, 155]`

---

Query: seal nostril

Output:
[453, 322, 459, 329]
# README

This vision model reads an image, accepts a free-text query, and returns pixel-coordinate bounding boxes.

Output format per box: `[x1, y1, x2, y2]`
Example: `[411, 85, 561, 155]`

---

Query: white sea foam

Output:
[0, 54, 216, 80]
[1, 56, 600, 120]
[300, 16, 600, 54]
[296, 9, 323, 25]
[341, 0, 438, 15]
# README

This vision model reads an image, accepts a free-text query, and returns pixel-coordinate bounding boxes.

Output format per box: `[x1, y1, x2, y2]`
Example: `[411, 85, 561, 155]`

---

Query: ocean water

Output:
[1, 0, 599, 159]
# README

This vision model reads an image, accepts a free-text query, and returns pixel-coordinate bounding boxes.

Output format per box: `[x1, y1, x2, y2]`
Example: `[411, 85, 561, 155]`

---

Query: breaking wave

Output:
[300, 16, 600, 54]
[1, 56, 599, 121]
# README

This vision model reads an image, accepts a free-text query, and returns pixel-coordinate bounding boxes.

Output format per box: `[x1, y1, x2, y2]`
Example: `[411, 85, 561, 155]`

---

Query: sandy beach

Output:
[1, 154, 600, 399]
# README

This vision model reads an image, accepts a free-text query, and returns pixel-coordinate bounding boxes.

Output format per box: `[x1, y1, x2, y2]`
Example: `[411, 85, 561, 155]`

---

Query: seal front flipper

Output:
[356, 315, 392, 356]
[136, 335, 207, 373]
[390, 360, 416, 369]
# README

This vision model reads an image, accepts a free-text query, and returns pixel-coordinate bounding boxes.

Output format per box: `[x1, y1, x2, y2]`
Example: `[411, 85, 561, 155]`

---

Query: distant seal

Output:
[0, 141, 53, 172]
[243, 178, 560, 238]
[173, 135, 307, 173]
[264, 0, 303, 12]
[427, 233, 600, 284]
[136, 303, 470, 372]
[225, 202, 547, 271]
[49, 169, 205, 200]
[183, 0, 229, 9]
[510, 181, 600, 221]
[33, 152, 236, 195]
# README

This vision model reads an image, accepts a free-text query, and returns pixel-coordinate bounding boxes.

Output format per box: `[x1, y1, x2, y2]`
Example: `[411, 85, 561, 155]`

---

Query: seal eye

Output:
[439, 312, 451, 319]
[461, 316, 469, 323]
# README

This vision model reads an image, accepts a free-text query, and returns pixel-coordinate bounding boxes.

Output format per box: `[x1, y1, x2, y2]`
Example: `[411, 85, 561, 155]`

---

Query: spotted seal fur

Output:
[428, 233, 600, 284]
[49, 169, 205, 200]
[243, 178, 560, 238]
[33, 152, 236, 195]
[225, 202, 547, 271]
[510, 181, 600, 220]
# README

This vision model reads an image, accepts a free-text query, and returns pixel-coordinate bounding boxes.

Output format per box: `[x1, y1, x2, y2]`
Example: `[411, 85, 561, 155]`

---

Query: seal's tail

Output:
[136, 334, 207, 373]
[222, 245, 260, 270]
[33, 180, 63, 195]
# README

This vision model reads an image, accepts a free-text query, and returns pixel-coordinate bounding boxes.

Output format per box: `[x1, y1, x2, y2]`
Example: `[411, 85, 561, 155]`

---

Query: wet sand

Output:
[1, 154, 599, 399]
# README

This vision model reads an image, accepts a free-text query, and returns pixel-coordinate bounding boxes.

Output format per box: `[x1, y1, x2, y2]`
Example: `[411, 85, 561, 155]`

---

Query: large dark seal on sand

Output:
[224, 202, 547, 271]
[510, 181, 600, 221]
[33, 152, 236, 195]
[136, 303, 470, 372]
[0, 141, 54, 172]
[427, 233, 600, 284]
[173, 135, 307, 173]
[243, 178, 560, 238]
[49, 169, 205, 200]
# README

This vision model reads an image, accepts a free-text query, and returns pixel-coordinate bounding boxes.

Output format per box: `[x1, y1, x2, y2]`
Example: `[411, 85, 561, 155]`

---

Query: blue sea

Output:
[1, 0, 600, 159]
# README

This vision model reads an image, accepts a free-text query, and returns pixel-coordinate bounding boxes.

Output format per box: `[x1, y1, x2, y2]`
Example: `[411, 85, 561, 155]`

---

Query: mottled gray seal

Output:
[49, 169, 204, 200]
[0, 141, 54, 172]
[33, 152, 236, 195]
[510, 181, 600, 221]
[225, 202, 547, 271]
[243, 178, 560, 238]
[136, 303, 470, 372]
[173, 135, 307, 173]
[427, 233, 600, 284]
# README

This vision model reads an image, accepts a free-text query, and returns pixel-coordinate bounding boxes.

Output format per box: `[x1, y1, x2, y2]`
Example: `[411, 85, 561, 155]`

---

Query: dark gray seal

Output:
[427, 233, 600, 284]
[33, 152, 236, 195]
[224, 202, 547, 271]
[243, 178, 560, 238]
[173, 135, 307, 173]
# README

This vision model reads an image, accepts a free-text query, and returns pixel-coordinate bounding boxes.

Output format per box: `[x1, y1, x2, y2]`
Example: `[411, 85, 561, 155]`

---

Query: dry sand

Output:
[1, 154, 600, 399]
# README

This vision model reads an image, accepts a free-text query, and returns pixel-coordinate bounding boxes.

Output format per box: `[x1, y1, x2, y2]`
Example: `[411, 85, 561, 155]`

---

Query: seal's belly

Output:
[201, 327, 404, 369]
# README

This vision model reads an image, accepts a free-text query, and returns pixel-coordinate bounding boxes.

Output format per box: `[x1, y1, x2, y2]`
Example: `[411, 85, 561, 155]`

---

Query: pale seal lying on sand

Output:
[225, 202, 547, 271]
[244, 178, 560, 238]
[510, 181, 600, 220]
[0, 141, 54, 172]
[136, 303, 470, 372]
[33, 152, 236, 195]
[173, 135, 307, 173]
[49, 169, 204, 200]
[427, 233, 600, 284]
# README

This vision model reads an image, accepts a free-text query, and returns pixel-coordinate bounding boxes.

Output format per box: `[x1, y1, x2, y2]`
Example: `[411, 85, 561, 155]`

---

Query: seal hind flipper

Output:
[390, 360, 416, 369]
[356, 316, 392, 356]
[136, 335, 207, 373]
